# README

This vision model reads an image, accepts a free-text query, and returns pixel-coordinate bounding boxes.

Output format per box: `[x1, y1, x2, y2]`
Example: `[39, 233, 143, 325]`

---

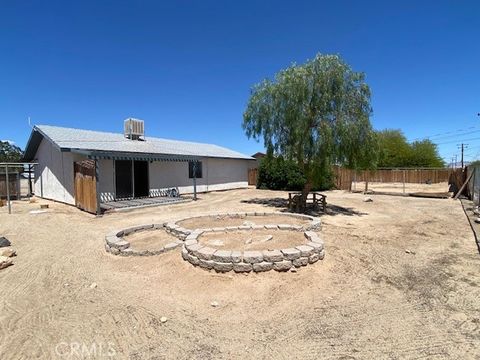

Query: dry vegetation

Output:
[0, 187, 479, 359]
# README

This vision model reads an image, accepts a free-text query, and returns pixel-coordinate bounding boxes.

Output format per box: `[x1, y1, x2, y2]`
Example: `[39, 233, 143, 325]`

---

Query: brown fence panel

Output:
[333, 167, 452, 191]
[74, 160, 97, 214]
[248, 168, 258, 186]
[0, 173, 20, 199]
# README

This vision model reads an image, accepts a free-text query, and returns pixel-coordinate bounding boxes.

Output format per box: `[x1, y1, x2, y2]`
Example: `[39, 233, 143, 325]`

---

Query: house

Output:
[23, 118, 255, 214]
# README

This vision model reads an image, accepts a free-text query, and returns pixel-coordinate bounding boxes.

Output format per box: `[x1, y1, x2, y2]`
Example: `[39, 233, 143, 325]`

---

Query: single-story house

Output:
[23, 119, 256, 214]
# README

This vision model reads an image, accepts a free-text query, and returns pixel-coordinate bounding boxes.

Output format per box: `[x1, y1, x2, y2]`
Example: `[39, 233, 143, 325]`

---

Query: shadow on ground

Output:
[240, 198, 367, 216]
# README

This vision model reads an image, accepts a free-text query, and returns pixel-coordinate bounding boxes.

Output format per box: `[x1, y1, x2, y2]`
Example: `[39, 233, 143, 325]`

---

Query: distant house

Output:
[251, 152, 266, 167]
[23, 118, 255, 214]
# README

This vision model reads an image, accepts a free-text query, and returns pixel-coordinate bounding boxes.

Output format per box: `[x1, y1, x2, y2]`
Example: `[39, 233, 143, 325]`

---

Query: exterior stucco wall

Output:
[148, 157, 253, 195]
[98, 159, 115, 202]
[34, 138, 86, 205]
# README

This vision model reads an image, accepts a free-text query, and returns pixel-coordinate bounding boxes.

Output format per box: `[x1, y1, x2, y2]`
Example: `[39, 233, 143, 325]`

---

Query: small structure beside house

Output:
[23, 118, 255, 214]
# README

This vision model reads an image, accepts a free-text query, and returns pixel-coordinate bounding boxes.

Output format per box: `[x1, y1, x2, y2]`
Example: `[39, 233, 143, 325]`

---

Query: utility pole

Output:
[457, 143, 469, 169]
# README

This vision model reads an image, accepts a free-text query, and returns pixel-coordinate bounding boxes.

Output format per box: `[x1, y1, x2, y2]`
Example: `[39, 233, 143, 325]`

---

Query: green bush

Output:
[257, 157, 306, 191]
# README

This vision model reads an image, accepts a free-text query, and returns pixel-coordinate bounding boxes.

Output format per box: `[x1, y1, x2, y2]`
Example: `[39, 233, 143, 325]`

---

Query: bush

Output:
[257, 157, 306, 191]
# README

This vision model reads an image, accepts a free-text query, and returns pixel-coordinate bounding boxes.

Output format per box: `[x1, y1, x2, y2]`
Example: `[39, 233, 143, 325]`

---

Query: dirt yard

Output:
[198, 229, 307, 251]
[0, 188, 479, 359]
[177, 214, 310, 229]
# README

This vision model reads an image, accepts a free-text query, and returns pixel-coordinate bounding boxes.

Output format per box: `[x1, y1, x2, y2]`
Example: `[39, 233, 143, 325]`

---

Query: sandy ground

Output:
[352, 181, 449, 194]
[198, 229, 307, 251]
[178, 214, 310, 229]
[0, 188, 479, 359]
[126, 230, 179, 252]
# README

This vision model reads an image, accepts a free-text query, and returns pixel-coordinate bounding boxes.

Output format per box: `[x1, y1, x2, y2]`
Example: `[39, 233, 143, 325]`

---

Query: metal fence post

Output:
[5, 165, 11, 214]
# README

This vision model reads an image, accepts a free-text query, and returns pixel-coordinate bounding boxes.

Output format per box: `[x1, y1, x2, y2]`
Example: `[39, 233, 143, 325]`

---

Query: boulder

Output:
[0, 237, 11, 248]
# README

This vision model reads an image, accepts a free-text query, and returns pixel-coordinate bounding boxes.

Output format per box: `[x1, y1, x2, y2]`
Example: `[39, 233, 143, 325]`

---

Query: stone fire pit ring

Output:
[181, 227, 325, 273]
[104, 224, 183, 256]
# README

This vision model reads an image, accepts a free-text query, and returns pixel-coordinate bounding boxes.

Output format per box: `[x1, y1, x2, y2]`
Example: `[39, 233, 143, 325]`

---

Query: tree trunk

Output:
[300, 180, 312, 213]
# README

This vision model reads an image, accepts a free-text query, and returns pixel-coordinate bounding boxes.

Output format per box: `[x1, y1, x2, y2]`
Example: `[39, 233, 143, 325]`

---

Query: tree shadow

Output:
[240, 198, 367, 216]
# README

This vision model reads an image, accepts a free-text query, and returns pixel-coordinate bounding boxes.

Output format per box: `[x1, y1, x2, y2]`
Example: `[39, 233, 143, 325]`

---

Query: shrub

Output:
[257, 157, 306, 191]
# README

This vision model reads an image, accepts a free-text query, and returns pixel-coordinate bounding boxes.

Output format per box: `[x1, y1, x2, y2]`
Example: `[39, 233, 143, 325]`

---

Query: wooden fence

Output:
[0, 173, 21, 199]
[248, 168, 258, 186]
[333, 167, 453, 190]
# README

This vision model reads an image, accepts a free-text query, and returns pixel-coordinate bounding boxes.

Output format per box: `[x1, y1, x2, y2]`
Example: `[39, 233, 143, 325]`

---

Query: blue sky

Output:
[1, 0, 479, 164]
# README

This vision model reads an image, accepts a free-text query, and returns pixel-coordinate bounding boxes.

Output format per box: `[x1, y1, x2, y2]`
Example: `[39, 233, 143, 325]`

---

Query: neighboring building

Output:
[23, 119, 255, 213]
[251, 152, 266, 168]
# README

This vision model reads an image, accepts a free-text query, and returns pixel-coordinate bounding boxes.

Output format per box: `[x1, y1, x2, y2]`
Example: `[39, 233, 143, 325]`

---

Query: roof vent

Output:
[124, 118, 145, 141]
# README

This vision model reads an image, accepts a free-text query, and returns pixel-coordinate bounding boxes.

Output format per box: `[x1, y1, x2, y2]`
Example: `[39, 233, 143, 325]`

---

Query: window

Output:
[188, 161, 202, 178]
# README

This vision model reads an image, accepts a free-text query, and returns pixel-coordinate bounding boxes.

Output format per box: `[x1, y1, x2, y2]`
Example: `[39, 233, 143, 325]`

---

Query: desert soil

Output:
[126, 230, 179, 252]
[198, 229, 308, 251]
[177, 214, 310, 229]
[0, 188, 479, 359]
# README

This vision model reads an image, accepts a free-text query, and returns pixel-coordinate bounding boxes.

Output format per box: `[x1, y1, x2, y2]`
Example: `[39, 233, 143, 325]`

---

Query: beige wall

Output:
[34, 138, 86, 205]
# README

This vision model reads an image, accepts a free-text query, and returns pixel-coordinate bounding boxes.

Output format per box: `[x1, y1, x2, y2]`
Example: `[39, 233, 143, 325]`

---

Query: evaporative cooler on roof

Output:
[124, 118, 145, 141]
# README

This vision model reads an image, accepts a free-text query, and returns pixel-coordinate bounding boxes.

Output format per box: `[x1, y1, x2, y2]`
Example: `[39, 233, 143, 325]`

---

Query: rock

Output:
[295, 245, 315, 257]
[197, 247, 217, 261]
[405, 249, 416, 255]
[281, 248, 301, 260]
[233, 262, 252, 273]
[230, 251, 242, 263]
[292, 257, 309, 267]
[0, 237, 11, 248]
[213, 261, 233, 273]
[263, 249, 284, 262]
[261, 235, 273, 242]
[89, 282, 97, 289]
[160, 316, 168, 323]
[245, 238, 253, 244]
[253, 262, 273, 272]
[364, 197, 373, 202]
[308, 253, 320, 263]
[212, 250, 232, 263]
[273, 260, 292, 272]
[0, 248, 16, 257]
[242, 251, 264, 264]
[290, 267, 297, 273]
[474, 218, 480, 224]
[211, 301, 219, 307]
[242, 221, 255, 227]
[0, 256, 13, 270]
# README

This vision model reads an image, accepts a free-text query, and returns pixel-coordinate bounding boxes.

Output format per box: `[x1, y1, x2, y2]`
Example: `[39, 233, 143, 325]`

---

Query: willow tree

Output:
[243, 54, 377, 207]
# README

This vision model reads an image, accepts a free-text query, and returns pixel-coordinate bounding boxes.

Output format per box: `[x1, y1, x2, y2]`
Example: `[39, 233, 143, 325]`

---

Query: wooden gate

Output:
[248, 168, 258, 186]
[74, 160, 97, 214]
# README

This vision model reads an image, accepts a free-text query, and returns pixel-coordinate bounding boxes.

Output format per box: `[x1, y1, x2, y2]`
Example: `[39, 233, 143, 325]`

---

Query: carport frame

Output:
[1, 162, 37, 214]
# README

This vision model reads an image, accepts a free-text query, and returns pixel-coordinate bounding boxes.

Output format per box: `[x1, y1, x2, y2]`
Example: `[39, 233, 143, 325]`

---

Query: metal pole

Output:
[403, 169, 406, 195]
[193, 161, 197, 201]
[5, 165, 11, 214]
[28, 164, 32, 200]
[95, 160, 101, 215]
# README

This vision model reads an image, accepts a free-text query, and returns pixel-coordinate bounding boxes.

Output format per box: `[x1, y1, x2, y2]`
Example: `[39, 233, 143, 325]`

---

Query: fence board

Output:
[333, 167, 453, 190]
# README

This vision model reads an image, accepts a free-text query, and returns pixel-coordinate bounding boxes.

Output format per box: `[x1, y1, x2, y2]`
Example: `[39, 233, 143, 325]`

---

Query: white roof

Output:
[34, 125, 253, 160]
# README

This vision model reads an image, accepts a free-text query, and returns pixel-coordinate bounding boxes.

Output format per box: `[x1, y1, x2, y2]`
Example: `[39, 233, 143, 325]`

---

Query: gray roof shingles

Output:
[33, 125, 254, 160]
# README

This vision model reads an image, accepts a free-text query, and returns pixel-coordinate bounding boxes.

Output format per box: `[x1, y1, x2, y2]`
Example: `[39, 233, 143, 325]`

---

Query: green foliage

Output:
[0, 141, 23, 162]
[257, 156, 306, 191]
[243, 53, 378, 194]
[377, 129, 445, 168]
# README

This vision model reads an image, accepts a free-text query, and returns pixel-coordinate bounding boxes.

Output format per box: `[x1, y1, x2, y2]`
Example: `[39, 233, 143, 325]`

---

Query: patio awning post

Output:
[193, 161, 197, 201]
[5, 165, 11, 214]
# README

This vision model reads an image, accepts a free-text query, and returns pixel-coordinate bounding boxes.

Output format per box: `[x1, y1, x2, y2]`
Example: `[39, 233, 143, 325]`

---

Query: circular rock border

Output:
[181, 228, 325, 273]
[166, 211, 321, 235]
[104, 224, 183, 256]
[104, 212, 322, 260]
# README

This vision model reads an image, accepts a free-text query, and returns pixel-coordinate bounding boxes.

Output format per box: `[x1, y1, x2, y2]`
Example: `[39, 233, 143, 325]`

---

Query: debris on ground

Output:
[89, 282, 97, 289]
[40, 204, 49, 209]
[29, 210, 48, 215]
[160, 317, 168, 323]
[474, 217, 480, 224]
[211, 301, 219, 307]
[0, 248, 16, 257]
[0, 256, 13, 270]
[364, 197, 373, 202]
[0, 237, 11, 248]
[405, 249, 416, 255]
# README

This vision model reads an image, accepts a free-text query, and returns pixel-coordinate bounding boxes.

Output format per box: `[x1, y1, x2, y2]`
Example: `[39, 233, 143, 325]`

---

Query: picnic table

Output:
[288, 191, 327, 212]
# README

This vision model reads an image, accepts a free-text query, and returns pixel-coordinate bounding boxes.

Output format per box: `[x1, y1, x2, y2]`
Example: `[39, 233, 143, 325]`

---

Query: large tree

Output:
[0, 141, 23, 162]
[243, 54, 377, 206]
[377, 129, 445, 168]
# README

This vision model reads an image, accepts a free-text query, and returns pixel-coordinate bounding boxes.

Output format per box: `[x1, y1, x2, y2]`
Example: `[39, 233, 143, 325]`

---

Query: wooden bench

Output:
[288, 192, 327, 212]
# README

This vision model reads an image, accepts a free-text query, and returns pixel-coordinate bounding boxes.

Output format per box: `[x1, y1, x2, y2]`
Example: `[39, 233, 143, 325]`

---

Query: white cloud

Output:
[1, 140, 15, 145]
